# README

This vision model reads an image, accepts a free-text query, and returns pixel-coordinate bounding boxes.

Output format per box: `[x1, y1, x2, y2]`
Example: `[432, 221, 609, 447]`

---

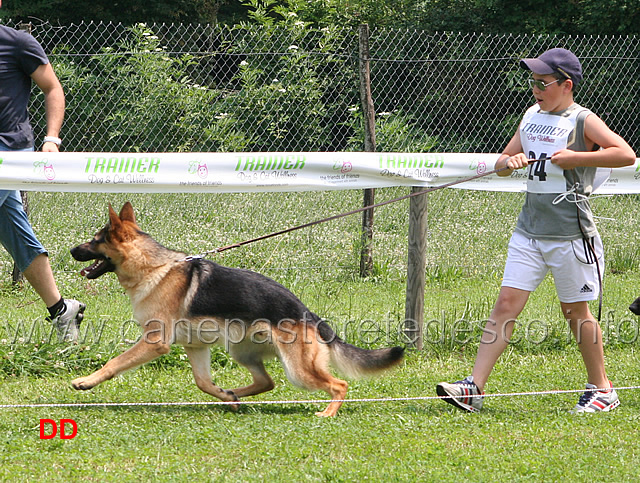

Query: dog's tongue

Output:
[80, 260, 102, 277]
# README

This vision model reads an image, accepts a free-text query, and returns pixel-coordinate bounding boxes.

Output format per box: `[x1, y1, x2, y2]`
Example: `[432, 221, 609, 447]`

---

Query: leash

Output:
[184, 158, 546, 260]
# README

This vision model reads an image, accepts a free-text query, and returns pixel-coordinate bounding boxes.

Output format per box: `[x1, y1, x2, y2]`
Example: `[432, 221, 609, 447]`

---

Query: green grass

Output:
[1, 351, 639, 481]
[1, 189, 640, 480]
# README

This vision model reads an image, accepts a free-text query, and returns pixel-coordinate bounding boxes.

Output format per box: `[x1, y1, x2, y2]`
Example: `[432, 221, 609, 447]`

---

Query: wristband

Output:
[43, 136, 62, 146]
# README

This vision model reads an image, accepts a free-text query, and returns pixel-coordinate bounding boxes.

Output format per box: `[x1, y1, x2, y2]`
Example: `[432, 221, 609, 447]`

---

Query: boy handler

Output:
[437, 48, 636, 413]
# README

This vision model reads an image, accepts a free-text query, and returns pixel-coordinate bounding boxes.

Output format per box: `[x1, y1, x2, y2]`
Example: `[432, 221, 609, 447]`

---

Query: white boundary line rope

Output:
[2, 385, 639, 409]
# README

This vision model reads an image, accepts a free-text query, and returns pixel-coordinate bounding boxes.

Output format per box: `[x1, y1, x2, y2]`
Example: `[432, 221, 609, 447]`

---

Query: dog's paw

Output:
[314, 410, 336, 417]
[223, 390, 240, 411]
[71, 377, 94, 390]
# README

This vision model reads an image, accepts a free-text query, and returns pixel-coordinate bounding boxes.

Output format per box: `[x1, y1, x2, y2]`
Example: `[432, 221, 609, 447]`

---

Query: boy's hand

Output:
[504, 153, 529, 170]
[550, 149, 579, 170]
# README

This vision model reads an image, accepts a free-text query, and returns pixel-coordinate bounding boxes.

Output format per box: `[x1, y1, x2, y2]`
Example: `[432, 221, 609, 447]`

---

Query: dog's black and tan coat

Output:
[70, 202, 403, 416]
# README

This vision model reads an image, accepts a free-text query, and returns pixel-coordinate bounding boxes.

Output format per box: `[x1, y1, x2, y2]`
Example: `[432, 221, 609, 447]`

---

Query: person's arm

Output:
[31, 63, 65, 153]
[495, 131, 529, 176]
[551, 114, 636, 169]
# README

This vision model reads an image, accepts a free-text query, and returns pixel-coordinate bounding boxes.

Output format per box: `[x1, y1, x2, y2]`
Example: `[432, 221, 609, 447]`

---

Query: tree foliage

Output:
[2, 0, 638, 34]
[227, 0, 640, 35]
[0, 0, 225, 24]
[16, 0, 640, 155]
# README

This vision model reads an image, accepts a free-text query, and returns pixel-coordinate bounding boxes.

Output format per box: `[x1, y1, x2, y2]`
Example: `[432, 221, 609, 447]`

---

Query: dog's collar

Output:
[177, 254, 205, 262]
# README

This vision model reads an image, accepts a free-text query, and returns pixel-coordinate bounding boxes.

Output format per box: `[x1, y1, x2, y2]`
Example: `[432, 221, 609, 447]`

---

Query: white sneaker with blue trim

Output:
[436, 376, 484, 412]
[571, 382, 620, 413]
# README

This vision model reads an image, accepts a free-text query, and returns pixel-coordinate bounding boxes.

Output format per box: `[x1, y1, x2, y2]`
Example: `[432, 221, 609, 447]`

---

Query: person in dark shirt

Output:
[0, 15, 85, 342]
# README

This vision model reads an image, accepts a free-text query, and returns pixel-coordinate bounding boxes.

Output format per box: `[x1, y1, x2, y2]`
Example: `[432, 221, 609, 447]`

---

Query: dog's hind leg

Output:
[302, 366, 348, 418]
[228, 355, 275, 398]
[275, 325, 348, 417]
[72, 339, 171, 390]
[184, 346, 239, 409]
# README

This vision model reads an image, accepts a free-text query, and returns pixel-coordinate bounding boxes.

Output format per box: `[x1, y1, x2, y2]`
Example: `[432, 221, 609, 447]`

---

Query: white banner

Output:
[0, 151, 639, 194]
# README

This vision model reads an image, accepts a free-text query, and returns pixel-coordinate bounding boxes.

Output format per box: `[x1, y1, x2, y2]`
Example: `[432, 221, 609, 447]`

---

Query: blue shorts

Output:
[0, 143, 47, 272]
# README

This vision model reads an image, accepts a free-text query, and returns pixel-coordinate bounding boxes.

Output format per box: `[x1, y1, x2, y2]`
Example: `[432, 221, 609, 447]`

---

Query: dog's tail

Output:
[316, 318, 404, 379]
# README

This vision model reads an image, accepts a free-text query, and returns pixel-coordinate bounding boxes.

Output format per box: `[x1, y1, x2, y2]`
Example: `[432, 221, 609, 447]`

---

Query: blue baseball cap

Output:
[520, 48, 583, 86]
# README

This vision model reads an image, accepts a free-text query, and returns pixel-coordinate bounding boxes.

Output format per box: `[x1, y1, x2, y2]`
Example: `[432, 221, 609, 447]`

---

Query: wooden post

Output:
[404, 187, 428, 349]
[358, 24, 376, 278]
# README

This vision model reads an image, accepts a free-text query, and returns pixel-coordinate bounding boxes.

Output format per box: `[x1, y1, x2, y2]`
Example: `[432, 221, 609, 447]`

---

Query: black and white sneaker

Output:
[436, 376, 484, 412]
[49, 299, 86, 342]
[571, 382, 620, 414]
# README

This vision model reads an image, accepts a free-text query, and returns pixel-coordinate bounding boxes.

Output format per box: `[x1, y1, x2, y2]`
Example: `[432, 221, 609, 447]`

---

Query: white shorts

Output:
[502, 231, 603, 303]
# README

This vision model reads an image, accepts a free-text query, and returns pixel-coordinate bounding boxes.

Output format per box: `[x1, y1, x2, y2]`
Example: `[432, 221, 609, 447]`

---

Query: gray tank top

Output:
[515, 103, 599, 240]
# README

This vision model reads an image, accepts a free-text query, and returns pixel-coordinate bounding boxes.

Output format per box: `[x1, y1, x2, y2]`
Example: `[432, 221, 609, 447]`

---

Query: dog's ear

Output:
[108, 204, 123, 232]
[119, 202, 137, 225]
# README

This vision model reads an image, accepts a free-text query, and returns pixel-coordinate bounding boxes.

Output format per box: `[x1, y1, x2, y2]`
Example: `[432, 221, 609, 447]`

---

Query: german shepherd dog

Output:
[70, 202, 403, 416]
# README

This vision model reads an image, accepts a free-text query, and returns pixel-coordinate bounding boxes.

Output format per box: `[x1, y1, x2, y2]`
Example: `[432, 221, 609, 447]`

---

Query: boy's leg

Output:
[436, 286, 530, 412]
[437, 232, 543, 412]
[563, 301, 619, 412]
[548, 236, 611, 390]
[561, 301, 608, 389]
[471, 286, 530, 390]
[469, 233, 544, 390]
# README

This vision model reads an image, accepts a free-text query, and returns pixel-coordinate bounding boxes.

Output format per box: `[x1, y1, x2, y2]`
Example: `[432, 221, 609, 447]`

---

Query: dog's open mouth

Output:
[80, 257, 115, 279]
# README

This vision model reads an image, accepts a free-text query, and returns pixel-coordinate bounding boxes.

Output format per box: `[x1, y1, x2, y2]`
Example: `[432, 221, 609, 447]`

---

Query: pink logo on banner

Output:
[197, 163, 209, 179]
[44, 163, 56, 180]
[341, 162, 352, 173]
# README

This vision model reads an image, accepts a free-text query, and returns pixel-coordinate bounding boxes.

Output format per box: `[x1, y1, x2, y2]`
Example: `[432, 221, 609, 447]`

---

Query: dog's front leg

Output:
[72, 338, 170, 390]
[184, 346, 239, 410]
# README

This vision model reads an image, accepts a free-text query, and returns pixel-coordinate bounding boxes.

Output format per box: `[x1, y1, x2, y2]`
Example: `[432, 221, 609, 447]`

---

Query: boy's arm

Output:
[495, 131, 529, 176]
[551, 114, 636, 170]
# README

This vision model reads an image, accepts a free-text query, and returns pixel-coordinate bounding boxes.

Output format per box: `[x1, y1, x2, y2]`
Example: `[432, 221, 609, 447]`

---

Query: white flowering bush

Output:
[216, 1, 355, 151]
[52, 23, 250, 152]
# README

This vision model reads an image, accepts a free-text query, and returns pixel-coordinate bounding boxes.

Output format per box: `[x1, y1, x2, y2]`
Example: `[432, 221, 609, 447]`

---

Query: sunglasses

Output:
[528, 78, 561, 91]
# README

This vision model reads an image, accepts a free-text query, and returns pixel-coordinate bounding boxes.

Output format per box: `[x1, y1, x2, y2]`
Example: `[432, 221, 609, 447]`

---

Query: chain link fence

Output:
[3, 20, 640, 286]
[8, 21, 636, 155]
